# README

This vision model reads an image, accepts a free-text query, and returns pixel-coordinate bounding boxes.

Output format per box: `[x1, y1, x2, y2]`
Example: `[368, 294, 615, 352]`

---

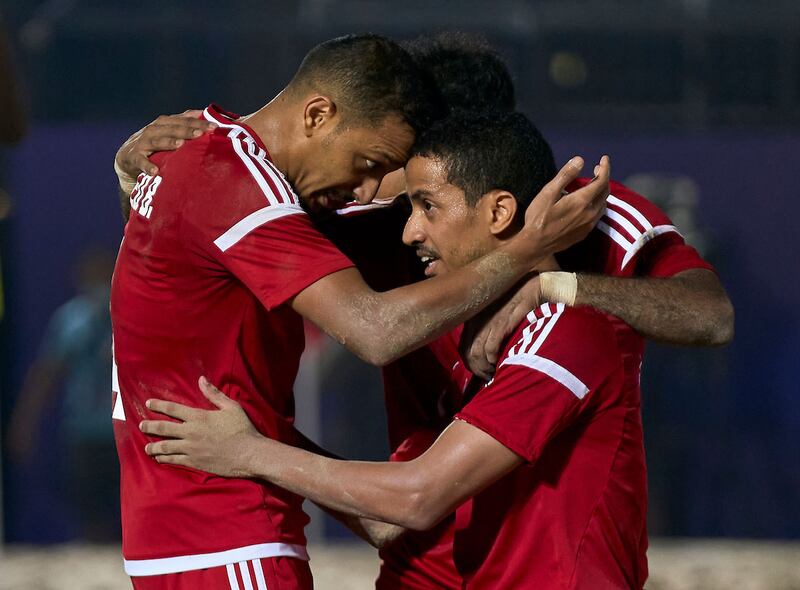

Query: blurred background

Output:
[0, 0, 799, 588]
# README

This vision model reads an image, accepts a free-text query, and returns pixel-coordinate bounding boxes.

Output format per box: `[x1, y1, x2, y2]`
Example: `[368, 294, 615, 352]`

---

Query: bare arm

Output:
[568, 268, 734, 345]
[142, 380, 522, 531]
[463, 268, 734, 379]
[292, 157, 610, 366]
[292, 429, 405, 547]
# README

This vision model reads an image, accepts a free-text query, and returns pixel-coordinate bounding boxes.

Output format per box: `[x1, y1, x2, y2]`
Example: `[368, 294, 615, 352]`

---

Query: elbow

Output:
[400, 482, 449, 531]
[348, 333, 397, 367]
[705, 297, 735, 347]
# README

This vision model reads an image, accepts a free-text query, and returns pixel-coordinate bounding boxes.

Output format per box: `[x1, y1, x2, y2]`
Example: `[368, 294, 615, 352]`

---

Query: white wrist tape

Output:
[540, 271, 578, 306]
[114, 158, 139, 195]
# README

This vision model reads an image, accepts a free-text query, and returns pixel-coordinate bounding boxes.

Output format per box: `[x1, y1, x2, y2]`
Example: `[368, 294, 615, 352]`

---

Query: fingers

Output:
[538, 156, 585, 205]
[198, 376, 237, 410]
[152, 114, 217, 136]
[145, 398, 199, 421]
[118, 114, 217, 177]
[144, 438, 186, 456]
[129, 153, 158, 177]
[154, 454, 192, 468]
[140, 418, 185, 438]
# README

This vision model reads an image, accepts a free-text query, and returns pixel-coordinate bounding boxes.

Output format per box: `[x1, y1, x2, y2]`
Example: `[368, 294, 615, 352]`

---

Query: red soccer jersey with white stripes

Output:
[376, 180, 713, 589]
[111, 105, 354, 575]
[452, 302, 647, 589]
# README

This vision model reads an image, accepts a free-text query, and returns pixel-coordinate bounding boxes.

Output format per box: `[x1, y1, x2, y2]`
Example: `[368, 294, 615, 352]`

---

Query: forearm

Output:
[292, 429, 406, 547]
[565, 269, 734, 345]
[119, 187, 131, 222]
[323, 508, 406, 548]
[319, 241, 542, 366]
[241, 436, 433, 529]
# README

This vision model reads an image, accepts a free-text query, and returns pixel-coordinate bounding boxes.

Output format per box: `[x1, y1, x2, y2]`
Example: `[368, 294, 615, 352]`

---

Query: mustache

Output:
[415, 247, 439, 259]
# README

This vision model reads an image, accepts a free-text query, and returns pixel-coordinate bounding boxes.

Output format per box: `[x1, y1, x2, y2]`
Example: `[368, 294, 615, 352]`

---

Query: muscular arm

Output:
[292, 157, 609, 366]
[463, 267, 734, 378]
[570, 268, 734, 346]
[143, 385, 522, 531]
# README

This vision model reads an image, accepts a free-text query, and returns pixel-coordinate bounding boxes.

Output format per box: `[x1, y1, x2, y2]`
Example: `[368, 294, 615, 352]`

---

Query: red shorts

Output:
[130, 557, 313, 590]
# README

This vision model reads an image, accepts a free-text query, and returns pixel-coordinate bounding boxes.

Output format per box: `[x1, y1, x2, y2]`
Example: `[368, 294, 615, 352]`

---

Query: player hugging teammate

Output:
[114, 33, 732, 590]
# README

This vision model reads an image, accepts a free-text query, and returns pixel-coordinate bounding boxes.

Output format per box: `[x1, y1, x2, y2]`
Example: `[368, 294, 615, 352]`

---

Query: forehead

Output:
[349, 116, 415, 164]
[405, 156, 468, 206]
[405, 156, 450, 192]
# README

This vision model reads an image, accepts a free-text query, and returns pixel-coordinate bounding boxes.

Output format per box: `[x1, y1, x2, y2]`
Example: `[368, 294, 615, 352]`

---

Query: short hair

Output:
[411, 111, 556, 210]
[290, 34, 444, 134]
[403, 32, 516, 114]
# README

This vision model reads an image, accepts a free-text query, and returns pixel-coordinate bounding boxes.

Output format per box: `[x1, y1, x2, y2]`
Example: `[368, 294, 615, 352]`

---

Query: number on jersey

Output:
[130, 173, 163, 219]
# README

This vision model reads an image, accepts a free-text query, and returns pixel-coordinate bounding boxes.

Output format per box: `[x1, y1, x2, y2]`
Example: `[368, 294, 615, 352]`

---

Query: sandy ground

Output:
[1, 539, 799, 589]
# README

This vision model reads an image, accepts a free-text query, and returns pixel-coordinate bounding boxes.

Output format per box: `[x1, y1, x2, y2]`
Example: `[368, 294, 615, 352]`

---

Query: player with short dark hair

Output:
[403, 32, 516, 114]
[141, 110, 650, 589]
[112, 33, 607, 590]
[289, 33, 440, 135]
[113, 33, 730, 589]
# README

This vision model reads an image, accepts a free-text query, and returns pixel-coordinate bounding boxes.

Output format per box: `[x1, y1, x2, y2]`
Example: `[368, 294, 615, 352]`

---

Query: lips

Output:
[417, 250, 441, 277]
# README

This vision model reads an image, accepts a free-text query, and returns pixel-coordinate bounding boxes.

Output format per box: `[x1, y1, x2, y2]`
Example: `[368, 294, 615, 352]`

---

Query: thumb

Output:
[198, 376, 235, 410]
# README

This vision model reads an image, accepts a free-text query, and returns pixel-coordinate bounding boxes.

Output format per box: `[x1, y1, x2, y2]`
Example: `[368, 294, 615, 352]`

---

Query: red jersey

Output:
[375, 181, 715, 589]
[111, 105, 353, 576]
[452, 303, 647, 589]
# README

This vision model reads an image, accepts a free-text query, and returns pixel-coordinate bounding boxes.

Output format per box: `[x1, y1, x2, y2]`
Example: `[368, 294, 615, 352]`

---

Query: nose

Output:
[352, 176, 381, 204]
[402, 210, 425, 247]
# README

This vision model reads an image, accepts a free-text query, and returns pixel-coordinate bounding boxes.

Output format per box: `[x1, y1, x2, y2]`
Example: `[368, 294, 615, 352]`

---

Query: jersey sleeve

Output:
[186, 132, 355, 311]
[561, 179, 716, 278]
[454, 304, 623, 463]
[211, 211, 355, 310]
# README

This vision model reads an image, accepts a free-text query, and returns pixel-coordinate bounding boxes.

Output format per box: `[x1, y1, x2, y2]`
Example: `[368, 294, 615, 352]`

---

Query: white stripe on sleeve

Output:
[252, 559, 268, 590]
[239, 561, 255, 590]
[620, 224, 681, 269]
[501, 353, 590, 399]
[226, 563, 241, 590]
[214, 203, 304, 252]
[607, 194, 653, 230]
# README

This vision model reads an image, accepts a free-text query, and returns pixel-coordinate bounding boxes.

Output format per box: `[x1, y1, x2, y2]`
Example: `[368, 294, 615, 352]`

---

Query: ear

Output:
[479, 190, 519, 236]
[302, 95, 337, 137]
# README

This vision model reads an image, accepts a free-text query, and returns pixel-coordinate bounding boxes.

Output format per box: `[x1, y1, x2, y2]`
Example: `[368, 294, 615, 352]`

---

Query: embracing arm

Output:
[292, 157, 610, 367]
[463, 267, 733, 378]
[238, 421, 519, 530]
[142, 382, 522, 531]
[114, 111, 217, 221]
[562, 268, 734, 346]
[292, 429, 405, 547]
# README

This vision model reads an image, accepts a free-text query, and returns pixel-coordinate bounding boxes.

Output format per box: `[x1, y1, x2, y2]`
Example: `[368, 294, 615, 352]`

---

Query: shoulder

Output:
[497, 303, 622, 398]
[199, 106, 301, 209]
[563, 178, 684, 274]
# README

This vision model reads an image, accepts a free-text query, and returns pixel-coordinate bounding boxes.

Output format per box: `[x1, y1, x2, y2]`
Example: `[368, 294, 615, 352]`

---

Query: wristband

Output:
[539, 271, 578, 306]
[114, 158, 139, 195]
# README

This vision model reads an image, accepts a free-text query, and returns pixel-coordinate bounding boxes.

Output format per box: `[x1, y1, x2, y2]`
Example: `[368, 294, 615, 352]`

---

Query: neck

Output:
[241, 90, 296, 181]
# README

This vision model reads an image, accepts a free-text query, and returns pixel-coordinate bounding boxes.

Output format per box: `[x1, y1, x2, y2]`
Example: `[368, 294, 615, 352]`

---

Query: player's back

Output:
[111, 107, 337, 575]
